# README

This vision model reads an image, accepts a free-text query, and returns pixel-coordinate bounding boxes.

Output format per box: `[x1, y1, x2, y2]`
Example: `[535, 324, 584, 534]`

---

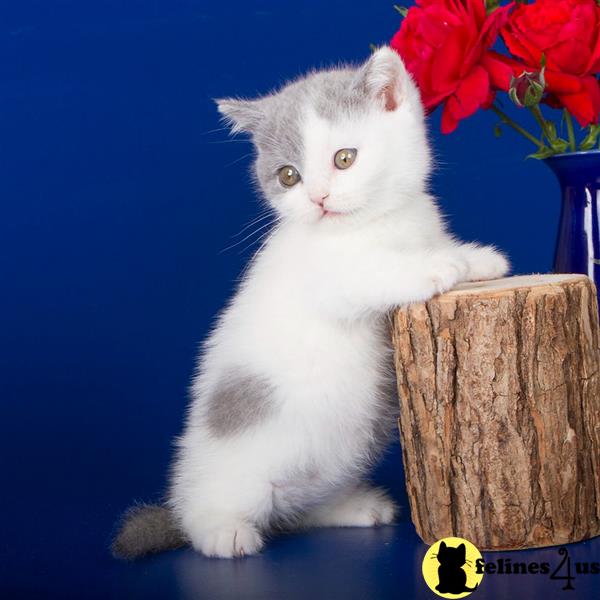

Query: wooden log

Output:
[391, 274, 600, 550]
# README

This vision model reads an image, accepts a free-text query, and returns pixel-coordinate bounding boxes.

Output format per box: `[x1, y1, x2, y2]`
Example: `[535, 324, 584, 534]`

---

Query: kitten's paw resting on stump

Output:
[392, 274, 600, 551]
[458, 242, 510, 281]
[303, 484, 397, 528]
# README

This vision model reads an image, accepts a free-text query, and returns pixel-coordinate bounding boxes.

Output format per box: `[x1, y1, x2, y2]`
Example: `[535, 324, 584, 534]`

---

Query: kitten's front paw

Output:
[427, 253, 470, 296]
[462, 244, 510, 282]
[191, 521, 263, 558]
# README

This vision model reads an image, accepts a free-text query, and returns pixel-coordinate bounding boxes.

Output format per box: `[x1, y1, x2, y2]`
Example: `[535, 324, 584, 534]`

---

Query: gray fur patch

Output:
[218, 54, 392, 204]
[111, 504, 186, 560]
[311, 68, 373, 121]
[206, 369, 276, 437]
[251, 67, 373, 201]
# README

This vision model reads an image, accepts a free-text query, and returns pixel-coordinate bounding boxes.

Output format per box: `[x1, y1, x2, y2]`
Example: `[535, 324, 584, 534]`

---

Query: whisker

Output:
[225, 152, 254, 168]
[205, 139, 251, 145]
[238, 228, 274, 255]
[236, 220, 282, 279]
[230, 211, 275, 239]
[219, 220, 275, 254]
[200, 126, 231, 136]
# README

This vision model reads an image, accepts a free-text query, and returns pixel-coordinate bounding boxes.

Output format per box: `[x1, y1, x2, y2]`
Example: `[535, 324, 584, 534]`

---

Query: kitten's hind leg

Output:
[189, 514, 264, 558]
[173, 457, 274, 558]
[302, 483, 397, 528]
[180, 493, 270, 558]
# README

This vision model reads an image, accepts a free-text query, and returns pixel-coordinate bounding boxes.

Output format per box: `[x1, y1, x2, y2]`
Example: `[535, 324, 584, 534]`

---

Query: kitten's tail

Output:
[111, 504, 187, 560]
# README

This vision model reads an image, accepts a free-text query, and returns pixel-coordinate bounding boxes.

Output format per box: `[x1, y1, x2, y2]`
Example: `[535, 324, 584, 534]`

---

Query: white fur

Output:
[169, 48, 509, 558]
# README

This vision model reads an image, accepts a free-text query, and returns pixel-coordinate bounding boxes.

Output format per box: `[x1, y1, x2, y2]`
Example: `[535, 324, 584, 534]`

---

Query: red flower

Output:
[391, 0, 513, 133]
[500, 0, 600, 127]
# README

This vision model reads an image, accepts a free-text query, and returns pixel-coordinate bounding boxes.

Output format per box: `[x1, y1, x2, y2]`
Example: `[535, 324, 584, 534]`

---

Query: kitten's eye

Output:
[278, 165, 301, 187]
[334, 148, 357, 170]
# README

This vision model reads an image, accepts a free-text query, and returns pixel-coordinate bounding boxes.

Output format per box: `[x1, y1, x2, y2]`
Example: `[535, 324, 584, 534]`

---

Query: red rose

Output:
[391, 0, 513, 133]
[500, 0, 600, 126]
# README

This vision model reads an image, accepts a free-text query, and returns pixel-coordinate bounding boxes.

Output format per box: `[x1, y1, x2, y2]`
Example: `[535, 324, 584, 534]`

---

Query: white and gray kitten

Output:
[112, 47, 508, 559]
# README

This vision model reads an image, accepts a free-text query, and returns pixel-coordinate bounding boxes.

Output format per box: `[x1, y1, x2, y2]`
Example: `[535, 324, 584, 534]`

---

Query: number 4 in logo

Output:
[550, 547, 576, 591]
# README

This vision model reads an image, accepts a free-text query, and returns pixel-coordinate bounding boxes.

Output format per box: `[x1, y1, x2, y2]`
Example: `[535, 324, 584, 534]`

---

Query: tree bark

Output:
[391, 274, 600, 550]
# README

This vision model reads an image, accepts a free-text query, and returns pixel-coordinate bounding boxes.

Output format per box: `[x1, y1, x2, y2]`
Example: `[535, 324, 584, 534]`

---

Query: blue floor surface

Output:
[2, 413, 599, 600]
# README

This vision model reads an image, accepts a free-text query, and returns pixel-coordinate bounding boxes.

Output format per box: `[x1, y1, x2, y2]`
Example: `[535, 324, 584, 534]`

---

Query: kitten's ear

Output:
[439, 541, 447, 550]
[458, 544, 466, 558]
[357, 46, 409, 112]
[215, 97, 264, 134]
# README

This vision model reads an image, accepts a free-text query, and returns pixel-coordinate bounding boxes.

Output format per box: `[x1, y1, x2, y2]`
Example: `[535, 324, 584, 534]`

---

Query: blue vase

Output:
[546, 150, 600, 286]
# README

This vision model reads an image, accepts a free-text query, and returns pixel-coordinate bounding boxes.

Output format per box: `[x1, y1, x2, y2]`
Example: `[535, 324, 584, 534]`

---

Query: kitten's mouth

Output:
[321, 209, 343, 218]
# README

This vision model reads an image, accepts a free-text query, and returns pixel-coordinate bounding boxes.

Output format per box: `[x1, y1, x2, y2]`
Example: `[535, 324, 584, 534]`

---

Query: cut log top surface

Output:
[445, 273, 588, 298]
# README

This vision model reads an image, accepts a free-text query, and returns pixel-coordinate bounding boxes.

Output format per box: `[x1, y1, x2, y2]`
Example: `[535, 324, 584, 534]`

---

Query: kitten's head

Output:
[437, 542, 467, 567]
[217, 47, 430, 226]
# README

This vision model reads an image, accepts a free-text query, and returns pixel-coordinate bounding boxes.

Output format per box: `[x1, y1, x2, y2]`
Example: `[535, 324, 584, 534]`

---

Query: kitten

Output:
[112, 47, 508, 559]
[435, 542, 478, 594]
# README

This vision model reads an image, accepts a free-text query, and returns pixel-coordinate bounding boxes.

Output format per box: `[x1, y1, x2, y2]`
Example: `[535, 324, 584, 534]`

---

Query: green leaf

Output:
[580, 124, 600, 151]
[581, 138, 597, 151]
[549, 138, 569, 153]
[393, 5, 409, 16]
[527, 147, 555, 160]
[494, 124, 503, 138]
[545, 121, 558, 141]
[485, 0, 500, 14]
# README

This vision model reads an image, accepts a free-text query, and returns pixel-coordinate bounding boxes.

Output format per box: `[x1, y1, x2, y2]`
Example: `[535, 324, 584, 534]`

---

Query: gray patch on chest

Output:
[205, 369, 277, 437]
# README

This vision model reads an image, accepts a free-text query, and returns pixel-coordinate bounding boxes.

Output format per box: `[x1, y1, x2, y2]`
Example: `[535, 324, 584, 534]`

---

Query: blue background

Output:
[2, 1, 596, 598]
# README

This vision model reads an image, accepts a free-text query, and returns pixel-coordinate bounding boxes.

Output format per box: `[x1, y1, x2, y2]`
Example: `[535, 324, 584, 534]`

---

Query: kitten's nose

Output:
[311, 194, 329, 207]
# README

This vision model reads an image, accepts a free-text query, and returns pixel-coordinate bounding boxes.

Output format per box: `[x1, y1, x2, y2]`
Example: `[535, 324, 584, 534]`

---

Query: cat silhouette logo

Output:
[422, 536, 484, 598]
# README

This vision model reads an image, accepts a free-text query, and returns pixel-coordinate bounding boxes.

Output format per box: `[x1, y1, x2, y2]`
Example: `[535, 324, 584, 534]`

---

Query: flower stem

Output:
[491, 105, 546, 149]
[564, 110, 576, 152]
[529, 105, 554, 143]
